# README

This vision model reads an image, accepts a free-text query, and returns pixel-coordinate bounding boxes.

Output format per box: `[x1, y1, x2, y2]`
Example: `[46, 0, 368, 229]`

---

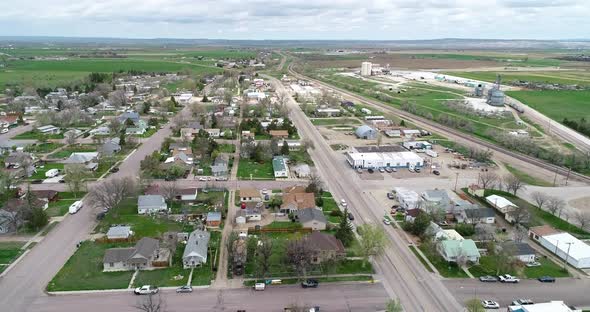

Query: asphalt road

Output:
[445, 278, 590, 309]
[29, 283, 389, 312]
[269, 76, 464, 312]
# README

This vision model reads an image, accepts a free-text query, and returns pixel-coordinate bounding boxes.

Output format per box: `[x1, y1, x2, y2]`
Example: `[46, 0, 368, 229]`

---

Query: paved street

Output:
[29, 283, 389, 312]
[269, 76, 464, 312]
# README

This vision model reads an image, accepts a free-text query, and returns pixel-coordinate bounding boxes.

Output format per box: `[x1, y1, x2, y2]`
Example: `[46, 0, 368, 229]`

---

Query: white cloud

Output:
[0, 0, 588, 39]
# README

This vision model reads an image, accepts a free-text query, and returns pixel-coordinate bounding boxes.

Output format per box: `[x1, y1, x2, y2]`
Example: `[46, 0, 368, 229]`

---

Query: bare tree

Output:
[134, 293, 165, 312]
[305, 173, 323, 196]
[65, 130, 77, 145]
[108, 118, 124, 135]
[190, 103, 205, 117]
[547, 197, 565, 217]
[64, 164, 89, 197]
[574, 211, 590, 230]
[504, 174, 526, 196]
[160, 182, 179, 202]
[508, 204, 530, 225]
[532, 192, 549, 210]
[376, 133, 383, 147]
[285, 238, 313, 281]
[474, 223, 495, 242]
[513, 225, 528, 242]
[257, 235, 273, 278]
[479, 172, 498, 190]
[301, 138, 315, 151]
[17, 154, 34, 179]
[87, 177, 136, 214]
[108, 90, 127, 108]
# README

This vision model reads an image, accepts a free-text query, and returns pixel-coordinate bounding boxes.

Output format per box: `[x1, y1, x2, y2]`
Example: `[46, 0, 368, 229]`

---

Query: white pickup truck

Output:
[498, 274, 520, 283]
[134, 285, 159, 295]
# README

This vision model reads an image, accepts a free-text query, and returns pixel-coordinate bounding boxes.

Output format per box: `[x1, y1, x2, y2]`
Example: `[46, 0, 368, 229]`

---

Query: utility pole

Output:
[563, 242, 573, 271]
[454, 172, 459, 192]
[553, 167, 558, 187]
[565, 167, 571, 186]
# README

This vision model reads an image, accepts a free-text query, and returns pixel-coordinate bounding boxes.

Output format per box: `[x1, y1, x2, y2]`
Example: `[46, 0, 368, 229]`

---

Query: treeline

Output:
[563, 118, 590, 137]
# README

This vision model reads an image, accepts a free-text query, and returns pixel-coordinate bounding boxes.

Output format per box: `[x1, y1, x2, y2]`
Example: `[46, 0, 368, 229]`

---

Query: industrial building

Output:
[345, 150, 423, 170]
[361, 62, 372, 76]
[355, 125, 377, 140]
[529, 225, 590, 269]
[507, 301, 580, 312]
[487, 75, 505, 106]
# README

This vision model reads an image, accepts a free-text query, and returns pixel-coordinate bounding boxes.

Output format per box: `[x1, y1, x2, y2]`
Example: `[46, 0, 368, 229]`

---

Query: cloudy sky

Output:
[0, 0, 588, 40]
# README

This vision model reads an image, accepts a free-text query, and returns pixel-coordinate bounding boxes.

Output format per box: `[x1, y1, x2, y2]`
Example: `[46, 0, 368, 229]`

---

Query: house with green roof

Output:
[436, 239, 480, 264]
[272, 156, 288, 178]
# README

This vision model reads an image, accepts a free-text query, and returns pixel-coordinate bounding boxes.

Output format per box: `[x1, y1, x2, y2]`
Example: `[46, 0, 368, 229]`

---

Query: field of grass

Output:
[13, 130, 64, 140]
[0, 242, 24, 265]
[47, 241, 134, 291]
[237, 159, 274, 180]
[47, 144, 98, 159]
[418, 244, 469, 278]
[410, 53, 562, 67]
[30, 163, 64, 180]
[24, 142, 64, 154]
[507, 90, 590, 123]
[504, 163, 552, 187]
[217, 143, 236, 153]
[409, 245, 434, 273]
[94, 197, 186, 237]
[310, 118, 361, 126]
[448, 71, 590, 86]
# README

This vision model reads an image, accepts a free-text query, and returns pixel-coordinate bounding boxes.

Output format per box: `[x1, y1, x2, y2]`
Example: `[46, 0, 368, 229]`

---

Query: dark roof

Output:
[354, 145, 405, 153]
[406, 208, 422, 218]
[464, 208, 496, 219]
[297, 208, 327, 224]
[103, 248, 134, 263]
[3, 198, 46, 211]
[130, 237, 159, 260]
[31, 190, 58, 200]
[502, 242, 536, 256]
[306, 232, 345, 253]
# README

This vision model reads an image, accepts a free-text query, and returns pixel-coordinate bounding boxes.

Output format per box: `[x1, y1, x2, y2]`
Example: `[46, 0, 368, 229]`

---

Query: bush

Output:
[315, 197, 324, 207]
[330, 209, 342, 217]
[455, 224, 475, 237]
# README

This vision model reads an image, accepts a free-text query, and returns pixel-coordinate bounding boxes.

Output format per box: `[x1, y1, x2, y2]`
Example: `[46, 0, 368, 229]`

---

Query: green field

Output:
[237, 159, 275, 180]
[311, 118, 361, 126]
[30, 163, 64, 180]
[0, 242, 24, 266]
[448, 71, 590, 86]
[507, 90, 590, 122]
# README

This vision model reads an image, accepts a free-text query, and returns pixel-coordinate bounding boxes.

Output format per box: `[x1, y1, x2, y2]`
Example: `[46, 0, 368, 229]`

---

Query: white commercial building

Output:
[174, 93, 193, 104]
[536, 232, 590, 269]
[345, 151, 423, 169]
[508, 301, 580, 312]
[361, 62, 372, 76]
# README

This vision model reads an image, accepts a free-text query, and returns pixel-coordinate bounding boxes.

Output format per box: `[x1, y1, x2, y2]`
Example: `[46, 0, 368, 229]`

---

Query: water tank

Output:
[488, 89, 505, 106]
[474, 84, 484, 97]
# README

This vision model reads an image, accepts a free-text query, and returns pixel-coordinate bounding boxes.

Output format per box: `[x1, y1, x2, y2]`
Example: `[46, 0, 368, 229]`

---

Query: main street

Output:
[269, 76, 464, 312]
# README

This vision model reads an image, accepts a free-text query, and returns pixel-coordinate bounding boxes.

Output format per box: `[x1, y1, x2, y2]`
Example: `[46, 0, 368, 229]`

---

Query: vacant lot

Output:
[237, 159, 274, 180]
[507, 90, 590, 123]
[47, 241, 134, 291]
[311, 118, 361, 126]
[449, 71, 590, 86]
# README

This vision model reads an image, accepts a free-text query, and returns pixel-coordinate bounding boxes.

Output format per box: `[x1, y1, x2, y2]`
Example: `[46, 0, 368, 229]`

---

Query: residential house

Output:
[269, 130, 289, 139]
[137, 195, 167, 214]
[467, 184, 485, 197]
[63, 152, 99, 164]
[126, 120, 148, 135]
[177, 188, 198, 201]
[296, 208, 327, 230]
[0, 208, 19, 234]
[205, 128, 220, 138]
[420, 189, 453, 214]
[106, 225, 133, 240]
[3, 198, 48, 211]
[63, 129, 82, 138]
[117, 111, 140, 124]
[37, 125, 60, 134]
[305, 232, 345, 264]
[272, 156, 289, 178]
[315, 108, 341, 117]
[501, 242, 536, 263]
[30, 190, 58, 202]
[394, 187, 420, 210]
[206, 212, 222, 227]
[90, 126, 110, 136]
[460, 207, 496, 224]
[99, 140, 121, 156]
[180, 128, 200, 140]
[103, 237, 170, 272]
[437, 239, 481, 264]
[486, 194, 517, 222]
[238, 202, 263, 222]
[355, 125, 377, 140]
[164, 152, 193, 166]
[405, 208, 422, 223]
[211, 154, 229, 177]
[280, 191, 316, 214]
[4, 152, 34, 168]
[239, 188, 261, 202]
[294, 164, 311, 178]
[182, 230, 210, 268]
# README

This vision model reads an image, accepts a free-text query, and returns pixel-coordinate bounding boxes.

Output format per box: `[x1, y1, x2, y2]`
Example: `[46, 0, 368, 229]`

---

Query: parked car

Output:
[367, 168, 374, 173]
[433, 170, 440, 176]
[215, 177, 228, 181]
[385, 168, 393, 173]
[198, 177, 207, 181]
[347, 212, 354, 221]
[383, 218, 391, 225]
[498, 274, 520, 283]
[109, 167, 119, 173]
[176, 285, 193, 293]
[538, 276, 556, 283]
[253, 283, 265, 291]
[68, 201, 83, 214]
[301, 279, 319, 288]
[45, 168, 60, 178]
[134, 285, 158, 295]
[414, 167, 421, 173]
[511, 299, 534, 306]
[96, 212, 106, 220]
[356, 168, 362, 174]
[408, 167, 414, 173]
[525, 261, 541, 267]
[481, 300, 500, 309]
[1, 128, 8, 134]
[387, 193, 395, 200]
[378, 168, 385, 173]
[479, 275, 498, 282]
[340, 199, 347, 207]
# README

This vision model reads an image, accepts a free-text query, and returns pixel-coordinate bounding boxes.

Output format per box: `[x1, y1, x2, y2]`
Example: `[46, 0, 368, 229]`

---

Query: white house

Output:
[182, 230, 210, 268]
[37, 125, 60, 134]
[486, 195, 517, 214]
[137, 195, 168, 214]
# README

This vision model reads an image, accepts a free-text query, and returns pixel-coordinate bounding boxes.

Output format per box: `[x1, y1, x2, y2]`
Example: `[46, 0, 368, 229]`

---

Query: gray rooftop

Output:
[182, 230, 210, 262]
[464, 208, 496, 219]
[297, 208, 327, 224]
[106, 225, 132, 238]
[138, 195, 165, 207]
[354, 145, 405, 153]
[207, 211, 222, 221]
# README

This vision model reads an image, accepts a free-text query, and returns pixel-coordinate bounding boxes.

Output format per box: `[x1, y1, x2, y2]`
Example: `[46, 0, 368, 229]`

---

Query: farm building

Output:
[354, 125, 377, 140]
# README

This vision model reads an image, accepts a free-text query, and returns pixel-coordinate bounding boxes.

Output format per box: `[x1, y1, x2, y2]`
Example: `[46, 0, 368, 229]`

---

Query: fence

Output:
[247, 227, 312, 234]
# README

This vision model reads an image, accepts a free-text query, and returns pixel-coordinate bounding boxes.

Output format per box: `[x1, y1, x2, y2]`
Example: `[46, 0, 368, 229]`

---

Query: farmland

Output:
[507, 90, 590, 122]
[447, 71, 590, 86]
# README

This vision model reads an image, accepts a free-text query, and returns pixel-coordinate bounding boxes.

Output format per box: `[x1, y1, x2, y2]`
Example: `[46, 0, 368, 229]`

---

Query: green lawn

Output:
[45, 199, 78, 217]
[288, 149, 314, 166]
[140, 128, 158, 138]
[448, 71, 590, 87]
[30, 163, 64, 180]
[507, 90, 590, 123]
[24, 142, 64, 154]
[13, 131, 64, 140]
[409, 245, 434, 272]
[504, 163, 552, 187]
[217, 143, 236, 153]
[169, 191, 226, 215]
[264, 221, 302, 230]
[95, 197, 186, 237]
[243, 275, 373, 286]
[47, 241, 134, 291]
[418, 244, 469, 278]
[311, 118, 361, 126]
[237, 159, 274, 180]
[523, 258, 570, 278]
[0, 242, 24, 264]
[47, 145, 98, 159]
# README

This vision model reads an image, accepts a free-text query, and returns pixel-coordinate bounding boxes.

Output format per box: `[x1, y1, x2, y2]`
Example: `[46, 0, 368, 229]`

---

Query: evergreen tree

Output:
[202, 94, 209, 102]
[335, 208, 354, 247]
[119, 132, 126, 146]
[400, 119, 406, 127]
[281, 140, 290, 155]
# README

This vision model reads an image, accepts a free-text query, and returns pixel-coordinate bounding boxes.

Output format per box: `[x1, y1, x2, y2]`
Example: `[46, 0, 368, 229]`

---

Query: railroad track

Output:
[287, 63, 590, 184]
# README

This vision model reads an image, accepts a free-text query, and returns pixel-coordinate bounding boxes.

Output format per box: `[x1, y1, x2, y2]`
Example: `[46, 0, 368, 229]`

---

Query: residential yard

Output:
[30, 163, 64, 180]
[468, 256, 569, 279]
[288, 149, 314, 166]
[13, 131, 64, 140]
[244, 232, 373, 279]
[47, 241, 135, 291]
[169, 190, 227, 215]
[310, 118, 361, 126]
[24, 142, 64, 154]
[237, 159, 274, 180]
[140, 128, 158, 138]
[418, 243, 469, 278]
[0, 242, 25, 272]
[217, 143, 236, 153]
[94, 197, 186, 237]
[47, 144, 98, 159]
[45, 192, 87, 217]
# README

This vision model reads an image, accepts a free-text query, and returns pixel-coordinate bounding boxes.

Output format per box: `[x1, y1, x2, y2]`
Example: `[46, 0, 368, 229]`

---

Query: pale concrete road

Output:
[269, 76, 464, 312]
[30, 283, 389, 312]
[445, 278, 590, 308]
[0, 124, 33, 141]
